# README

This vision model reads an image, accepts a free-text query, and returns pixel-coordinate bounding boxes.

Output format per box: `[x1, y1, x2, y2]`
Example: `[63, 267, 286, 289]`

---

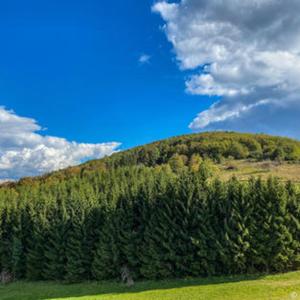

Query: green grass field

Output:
[217, 160, 300, 182]
[1, 271, 300, 300]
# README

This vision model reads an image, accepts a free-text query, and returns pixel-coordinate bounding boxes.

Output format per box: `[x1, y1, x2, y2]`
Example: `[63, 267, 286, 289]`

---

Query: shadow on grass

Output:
[0, 274, 265, 300]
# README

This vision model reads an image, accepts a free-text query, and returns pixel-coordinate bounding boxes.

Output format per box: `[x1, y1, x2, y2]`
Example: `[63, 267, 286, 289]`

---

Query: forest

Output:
[1, 132, 300, 282]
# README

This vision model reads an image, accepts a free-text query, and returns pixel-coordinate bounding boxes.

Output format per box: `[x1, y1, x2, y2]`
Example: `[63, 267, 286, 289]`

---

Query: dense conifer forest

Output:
[1, 132, 300, 282]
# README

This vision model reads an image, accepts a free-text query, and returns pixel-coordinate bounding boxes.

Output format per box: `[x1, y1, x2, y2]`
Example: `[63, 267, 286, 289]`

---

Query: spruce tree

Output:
[65, 209, 86, 283]
[11, 210, 25, 280]
[26, 214, 47, 280]
[248, 178, 271, 272]
[208, 179, 228, 275]
[286, 181, 300, 269]
[189, 173, 215, 276]
[140, 180, 176, 279]
[0, 207, 13, 273]
[265, 178, 293, 272]
[92, 212, 120, 280]
[43, 203, 68, 280]
[225, 177, 251, 274]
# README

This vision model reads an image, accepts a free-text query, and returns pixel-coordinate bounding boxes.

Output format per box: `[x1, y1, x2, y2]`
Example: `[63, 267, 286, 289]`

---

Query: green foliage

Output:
[92, 213, 120, 280]
[1, 165, 300, 281]
[26, 216, 47, 280]
[43, 204, 68, 280]
[1, 132, 300, 281]
[65, 210, 86, 283]
[168, 154, 188, 172]
[99, 132, 300, 172]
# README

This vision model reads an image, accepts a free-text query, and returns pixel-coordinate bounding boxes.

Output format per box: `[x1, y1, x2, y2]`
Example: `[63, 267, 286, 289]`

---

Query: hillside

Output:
[5, 131, 300, 186]
[74, 131, 300, 173]
[1, 131, 300, 284]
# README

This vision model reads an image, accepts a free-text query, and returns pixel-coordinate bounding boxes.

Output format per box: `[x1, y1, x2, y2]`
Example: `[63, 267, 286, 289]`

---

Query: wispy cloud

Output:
[139, 54, 151, 64]
[0, 107, 120, 179]
[153, 0, 300, 138]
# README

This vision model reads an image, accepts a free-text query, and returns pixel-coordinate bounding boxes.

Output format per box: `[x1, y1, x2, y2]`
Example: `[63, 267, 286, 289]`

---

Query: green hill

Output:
[66, 131, 300, 172]
[0, 131, 300, 284]
[6, 131, 300, 186]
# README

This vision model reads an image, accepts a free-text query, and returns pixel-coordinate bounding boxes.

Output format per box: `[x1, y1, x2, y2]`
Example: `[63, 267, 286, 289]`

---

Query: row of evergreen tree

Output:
[0, 164, 300, 282]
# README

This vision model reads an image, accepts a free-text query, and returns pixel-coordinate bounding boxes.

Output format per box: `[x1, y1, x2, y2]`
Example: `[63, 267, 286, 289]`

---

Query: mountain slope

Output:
[7, 131, 300, 186]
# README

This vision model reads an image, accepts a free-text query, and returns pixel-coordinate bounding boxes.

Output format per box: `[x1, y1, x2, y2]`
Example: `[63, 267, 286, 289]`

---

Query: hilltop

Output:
[6, 131, 300, 186]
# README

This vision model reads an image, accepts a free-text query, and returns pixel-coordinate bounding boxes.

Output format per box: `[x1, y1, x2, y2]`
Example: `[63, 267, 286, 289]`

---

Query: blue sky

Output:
[0, 0, 211, 149]
[1, 0, 300, 179]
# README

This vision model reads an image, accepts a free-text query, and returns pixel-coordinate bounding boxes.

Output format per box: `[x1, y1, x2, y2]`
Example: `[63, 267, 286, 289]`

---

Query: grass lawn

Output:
[1, 271, 300, 300]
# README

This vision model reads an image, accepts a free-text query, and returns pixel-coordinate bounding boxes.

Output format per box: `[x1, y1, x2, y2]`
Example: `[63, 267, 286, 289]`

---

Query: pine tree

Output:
[65, 209, 86, 283]
[286, 181, 300, 269]
[265, 178, 293, 272]
[224, 177, 251, 274]
[11, 234, 23, 280]
[208, 179, 229, 275]
[26, 214, 47, 280]
[189, 172, 216, 276]
[140, 178, 176, 279]
[114, 195, 140, 280]
[92, 212, 120, 280]
[248, 178, 271, 272]
[172, 171, 204, 277]
[0, 207, 14, 274]
[43, 203, 68, 280]
[82, 206, 105, 280]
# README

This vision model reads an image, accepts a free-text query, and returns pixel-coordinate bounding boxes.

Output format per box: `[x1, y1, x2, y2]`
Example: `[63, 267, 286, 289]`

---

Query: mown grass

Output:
[1, 271, 300, 300]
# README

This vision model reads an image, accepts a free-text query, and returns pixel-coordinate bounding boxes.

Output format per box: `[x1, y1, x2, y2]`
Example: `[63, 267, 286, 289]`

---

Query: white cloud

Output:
[139, 54, 151, 64]
[0, 107, 120, 180]
[153, 0, 300, 137]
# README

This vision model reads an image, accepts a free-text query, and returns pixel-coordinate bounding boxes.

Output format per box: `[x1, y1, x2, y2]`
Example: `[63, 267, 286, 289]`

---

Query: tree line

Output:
[0, 163, 300, 282]
[5, 132, 300, 188]
[103, 131, 300, 169]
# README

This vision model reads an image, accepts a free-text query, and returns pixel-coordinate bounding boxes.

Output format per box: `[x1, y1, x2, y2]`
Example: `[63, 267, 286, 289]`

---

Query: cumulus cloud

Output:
[0, 107, 120, 180]
[153, 0, 300, 137]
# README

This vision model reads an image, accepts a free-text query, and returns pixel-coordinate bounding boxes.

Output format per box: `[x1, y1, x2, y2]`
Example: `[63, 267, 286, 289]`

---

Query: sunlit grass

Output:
[1, 271, 300, 300]
[218, 159, 300, 182]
